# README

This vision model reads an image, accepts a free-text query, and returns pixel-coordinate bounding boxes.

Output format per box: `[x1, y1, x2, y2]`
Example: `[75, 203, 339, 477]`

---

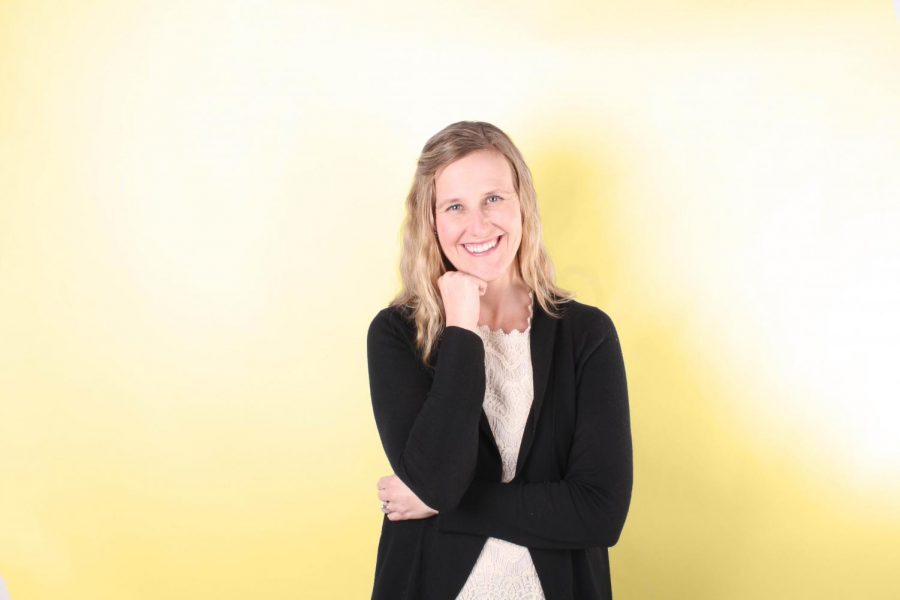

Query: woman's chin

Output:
[467, 263, 511, 283]
[446, 256, 513, 282]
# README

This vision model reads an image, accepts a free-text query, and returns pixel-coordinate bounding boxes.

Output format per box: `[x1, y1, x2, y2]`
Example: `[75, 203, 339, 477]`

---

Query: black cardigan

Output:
[366, 294, 633, 600]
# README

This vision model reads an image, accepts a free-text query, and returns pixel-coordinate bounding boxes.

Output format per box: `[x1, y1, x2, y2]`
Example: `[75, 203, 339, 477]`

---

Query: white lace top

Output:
[455, 291, 546, 599]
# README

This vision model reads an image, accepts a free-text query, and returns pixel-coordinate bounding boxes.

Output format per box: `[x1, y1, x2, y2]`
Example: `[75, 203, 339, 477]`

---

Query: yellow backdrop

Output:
[1, 0, 898, 598]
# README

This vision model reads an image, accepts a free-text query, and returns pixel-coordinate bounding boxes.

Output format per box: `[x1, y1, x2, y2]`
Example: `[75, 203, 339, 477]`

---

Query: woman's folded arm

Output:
[437, 314, 633, 549]
[367, 308, 487, 513]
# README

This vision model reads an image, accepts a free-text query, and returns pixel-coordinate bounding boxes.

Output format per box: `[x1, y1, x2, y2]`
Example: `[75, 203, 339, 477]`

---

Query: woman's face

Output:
[433, 149, 522, 282]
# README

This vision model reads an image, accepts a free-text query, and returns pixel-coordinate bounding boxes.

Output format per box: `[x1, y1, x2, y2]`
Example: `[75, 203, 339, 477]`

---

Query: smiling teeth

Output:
[464, 237, 498, 253]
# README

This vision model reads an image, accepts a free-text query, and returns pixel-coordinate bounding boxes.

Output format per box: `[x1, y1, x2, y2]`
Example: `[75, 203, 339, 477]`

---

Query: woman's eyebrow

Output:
[436, 189, 514, 210]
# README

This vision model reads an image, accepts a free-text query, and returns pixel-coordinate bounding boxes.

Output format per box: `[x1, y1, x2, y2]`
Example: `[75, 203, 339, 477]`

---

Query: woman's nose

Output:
[466, 209, 493, 236]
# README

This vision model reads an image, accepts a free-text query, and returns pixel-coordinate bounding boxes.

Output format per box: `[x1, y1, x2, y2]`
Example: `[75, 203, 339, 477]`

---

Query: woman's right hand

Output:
[438, 271, 487, 332]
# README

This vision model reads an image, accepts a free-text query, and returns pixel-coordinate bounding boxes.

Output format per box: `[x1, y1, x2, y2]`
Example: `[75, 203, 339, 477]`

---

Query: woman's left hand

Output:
[377, 474, 439, 521]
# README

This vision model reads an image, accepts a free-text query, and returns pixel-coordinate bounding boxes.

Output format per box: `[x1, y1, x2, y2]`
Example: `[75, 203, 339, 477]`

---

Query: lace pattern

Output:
[455, 291, 545, 599]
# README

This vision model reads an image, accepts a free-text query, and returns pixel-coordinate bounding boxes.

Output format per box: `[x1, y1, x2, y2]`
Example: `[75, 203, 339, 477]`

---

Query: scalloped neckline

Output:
[476, 290, 534, 336]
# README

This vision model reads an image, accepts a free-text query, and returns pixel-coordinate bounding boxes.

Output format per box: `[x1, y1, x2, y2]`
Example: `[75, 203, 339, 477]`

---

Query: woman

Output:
[367, 121, 633, 599]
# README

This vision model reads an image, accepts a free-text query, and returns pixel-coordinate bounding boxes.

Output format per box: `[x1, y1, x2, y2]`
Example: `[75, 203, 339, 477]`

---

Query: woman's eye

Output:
[446, 196, 501, 212]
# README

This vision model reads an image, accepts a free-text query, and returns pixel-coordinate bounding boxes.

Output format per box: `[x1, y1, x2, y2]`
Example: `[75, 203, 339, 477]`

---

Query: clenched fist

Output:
[438, 270, 487, 333]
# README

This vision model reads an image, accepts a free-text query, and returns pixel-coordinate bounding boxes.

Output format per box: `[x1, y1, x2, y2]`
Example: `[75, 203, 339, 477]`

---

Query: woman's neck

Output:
[478, 271, 532, 330]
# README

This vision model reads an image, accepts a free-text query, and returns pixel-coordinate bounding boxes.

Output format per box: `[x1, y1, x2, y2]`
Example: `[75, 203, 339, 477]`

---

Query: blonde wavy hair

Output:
[390, 120, 575, 368]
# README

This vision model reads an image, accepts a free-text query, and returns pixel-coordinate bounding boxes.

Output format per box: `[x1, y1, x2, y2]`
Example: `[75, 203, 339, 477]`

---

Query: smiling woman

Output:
[366, 121, 633, 599]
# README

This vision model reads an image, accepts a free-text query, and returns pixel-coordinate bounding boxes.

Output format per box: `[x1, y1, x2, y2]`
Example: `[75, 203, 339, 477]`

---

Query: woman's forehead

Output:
[434, 150, 514, 201]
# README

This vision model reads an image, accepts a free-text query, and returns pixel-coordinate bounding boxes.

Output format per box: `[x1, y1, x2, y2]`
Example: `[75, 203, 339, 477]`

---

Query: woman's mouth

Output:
[461, 235, 502, 257]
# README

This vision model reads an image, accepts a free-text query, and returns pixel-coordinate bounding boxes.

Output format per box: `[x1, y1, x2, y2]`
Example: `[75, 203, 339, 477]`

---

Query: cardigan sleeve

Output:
[367, 308, 487, 513]
[436, 312, 633, 549]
